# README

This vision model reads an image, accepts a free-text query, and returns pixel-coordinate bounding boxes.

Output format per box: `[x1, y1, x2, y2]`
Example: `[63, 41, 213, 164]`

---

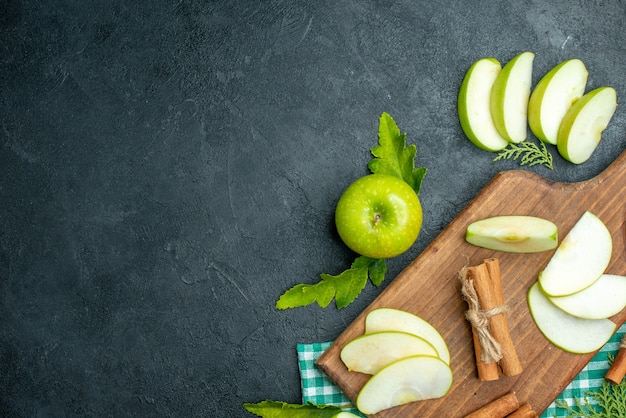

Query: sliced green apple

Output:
[333, 413, 360, 418]
[528, 59, 588, 145]
[458, 58, 509, 152]
[547, 274, 626, 320]
[355, 355, 453, 415]
[340, 331, 438, 375]
[465, 215, 558, 253]
[365, 308, 450, 365]
[490, 51, 535, 143]
[528, 282, 616, 353]
[557, 86, 618, 164]
[538, 211, 612, 297]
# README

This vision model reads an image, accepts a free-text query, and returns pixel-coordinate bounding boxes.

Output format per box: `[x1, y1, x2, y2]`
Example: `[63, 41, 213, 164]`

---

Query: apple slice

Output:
[490, 51, 535, 143]
[355, 355, 453, 415]
[340, 331, 438, 375]
[465, 215, 558, 253]
[538, 211, 612, 297]
[528, 282, 616, 353]
[365, 308, 450, 365]
[458, 58, 509, 152]
[547, 274, 626, 320]
[333, 413, 360, 418]
[528, 59, 588, 145]
[557, 86, 618, 164]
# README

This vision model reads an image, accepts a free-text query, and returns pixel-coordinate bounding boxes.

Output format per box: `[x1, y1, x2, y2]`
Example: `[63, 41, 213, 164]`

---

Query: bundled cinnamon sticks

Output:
[459, 258, 523, 380]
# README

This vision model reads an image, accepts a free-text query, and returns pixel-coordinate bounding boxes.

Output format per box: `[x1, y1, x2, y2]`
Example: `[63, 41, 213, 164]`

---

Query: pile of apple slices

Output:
[528, 211, 626, 353]
[340, 308, 452, 415]
[459, 52, 617, 164]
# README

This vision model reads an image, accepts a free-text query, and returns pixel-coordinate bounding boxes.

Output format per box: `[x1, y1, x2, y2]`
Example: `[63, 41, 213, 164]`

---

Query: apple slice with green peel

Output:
[340, 331, 438, 375]
[355, 355, 453, 415]
[528, 59, 588, 145]
[365, 308, 450, 365]
[528, 282, 616, 353]
[490, 51, 535, 143]
[465, 215, 558, 253]
[547, 274, 626, 320]
[538, 211, 611, 297]
[333, 413, 360, 418]
[458, 58, 509, 152]
[557, 86, 618, 164]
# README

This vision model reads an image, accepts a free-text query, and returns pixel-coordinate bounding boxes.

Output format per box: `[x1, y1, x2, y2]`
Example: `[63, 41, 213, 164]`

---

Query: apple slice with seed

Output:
[365, 308, 450, 365]
[528, 58, 588, 145]
[547, 274, 626, 320]
[557, 86, 617, 164]
[490, 51, 535, 143]
[465, 215, 558, 253]
[528, 282, 616, 353]
[538, 211, 612, 297]
[355, 355, 453, 415]
[340, 331, 438, 375]
[458, 58, 509, 152]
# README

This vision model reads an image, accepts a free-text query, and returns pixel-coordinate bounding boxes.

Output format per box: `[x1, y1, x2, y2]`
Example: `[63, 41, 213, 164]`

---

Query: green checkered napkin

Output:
[297, 323, 625, 417]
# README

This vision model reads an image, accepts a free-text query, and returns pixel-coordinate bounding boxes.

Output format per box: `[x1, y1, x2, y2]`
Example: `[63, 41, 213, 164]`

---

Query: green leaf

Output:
[275, 256, 387, 310]
[368, 112, 427, 194]
[243, 400, 342, 418]
[493, 140, 553, 169]
[555, 353, 626, 418]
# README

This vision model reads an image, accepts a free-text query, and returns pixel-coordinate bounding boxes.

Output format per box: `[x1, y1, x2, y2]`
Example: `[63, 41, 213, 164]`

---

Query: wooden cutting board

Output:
[316, 150, 626, 417]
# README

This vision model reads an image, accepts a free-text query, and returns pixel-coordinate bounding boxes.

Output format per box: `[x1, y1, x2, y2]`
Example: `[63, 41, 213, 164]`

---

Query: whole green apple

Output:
[335, 174, 422, 259]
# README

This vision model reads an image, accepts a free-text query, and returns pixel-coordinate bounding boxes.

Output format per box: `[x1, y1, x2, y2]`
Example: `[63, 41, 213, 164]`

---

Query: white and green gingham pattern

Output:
[297, 323, 625, 417]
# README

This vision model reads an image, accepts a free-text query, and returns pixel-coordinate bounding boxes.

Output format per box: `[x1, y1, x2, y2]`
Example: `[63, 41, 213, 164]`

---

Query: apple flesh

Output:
[458, 58, 509, 152]
[340, 331, 438, 375]
[547, 274, 626, 320]
[335, 174, 422, 259]
[557, 86, 618, 164]
[528, 59, 588, 145]
[465, 215, 558, 253]
[355, 355, 453, 415]
[490, 51, 535, 143]
[333, 413, 360, 418]
[364, 308, 450, 365]
[538, 211, 612, 297]
[527, 282, 616, 353]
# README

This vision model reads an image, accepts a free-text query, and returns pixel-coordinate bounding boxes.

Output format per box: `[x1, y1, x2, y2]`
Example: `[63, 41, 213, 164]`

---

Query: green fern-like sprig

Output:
[493, 140, 553, 169]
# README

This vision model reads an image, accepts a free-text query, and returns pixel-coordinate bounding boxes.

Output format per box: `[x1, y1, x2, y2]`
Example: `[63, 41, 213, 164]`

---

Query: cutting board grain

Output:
[316, 151, 626, 418]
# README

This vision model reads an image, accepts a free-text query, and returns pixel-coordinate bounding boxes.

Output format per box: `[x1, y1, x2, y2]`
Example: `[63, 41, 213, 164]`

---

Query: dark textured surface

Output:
[1, 1, 625, 417]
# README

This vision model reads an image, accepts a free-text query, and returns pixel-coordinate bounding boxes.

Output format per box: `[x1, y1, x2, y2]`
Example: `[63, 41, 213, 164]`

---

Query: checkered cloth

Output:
[297, 322, 626, 417]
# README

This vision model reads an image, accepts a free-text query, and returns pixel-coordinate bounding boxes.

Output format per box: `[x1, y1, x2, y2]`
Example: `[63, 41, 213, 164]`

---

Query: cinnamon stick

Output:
[464, 391, 520, 418]
[477, 258, 523, 376]
[460, 263, 500, 381]
[605, 332, 626, 384]
[506, 403, 538, 418]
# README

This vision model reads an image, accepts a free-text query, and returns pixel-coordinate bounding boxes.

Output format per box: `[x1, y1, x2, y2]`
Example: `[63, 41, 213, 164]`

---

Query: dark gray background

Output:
[2, 1, 625, 417]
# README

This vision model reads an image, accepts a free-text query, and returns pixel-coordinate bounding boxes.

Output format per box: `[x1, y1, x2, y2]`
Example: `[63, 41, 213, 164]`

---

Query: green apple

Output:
[364, 308, 450, 365]
[528, 59, 588, 145]
[335, 174, 422, 259]
[547, 274, 626, 320]
[458, 58, 509, 152]
[333, 413, 360, 418]
[538, 211, 612, 297]
[355, 355, 453, 415]
[527, 282, 616, 353]
[465, 215, 558, 253]
[340, 331, 438, 375]
[557, 86, 618, 164]
[490, 51, 535, 143]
